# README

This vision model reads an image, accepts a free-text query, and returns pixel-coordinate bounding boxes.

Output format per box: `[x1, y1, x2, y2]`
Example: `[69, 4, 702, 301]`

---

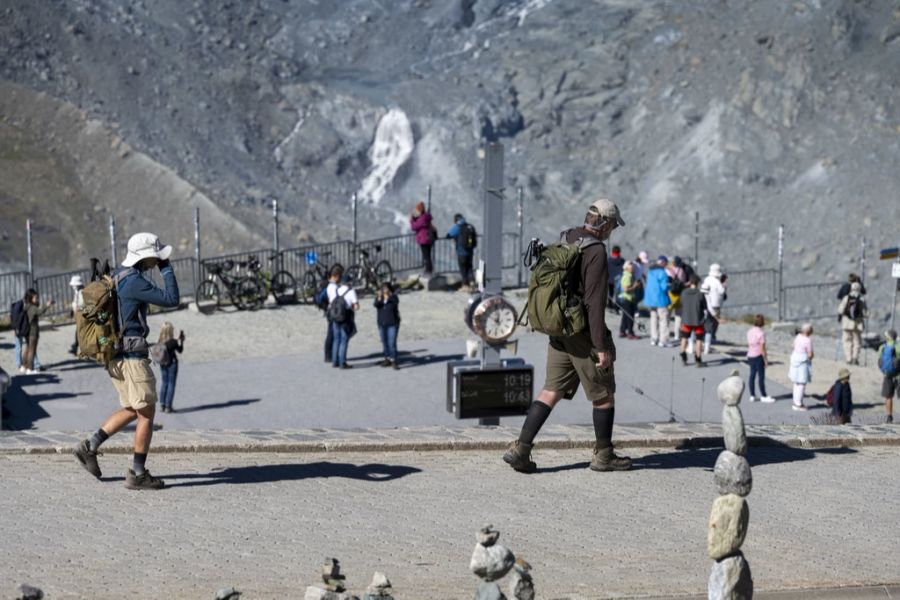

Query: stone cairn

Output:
[708, 374, 754, 599]
[15, 583, 43, 600]
[304, 558, 394, 600]
[470, 525, 535, 600]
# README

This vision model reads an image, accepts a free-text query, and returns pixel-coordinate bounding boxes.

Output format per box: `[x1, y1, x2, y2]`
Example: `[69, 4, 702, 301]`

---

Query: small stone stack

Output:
[214, 587, 242, 600]
[362, 572, 395, 600]
[15, 583, 43, 600]
[470, 525, 535, 600]
[708, 375, 754, 600]
[305, 558, 360, 600]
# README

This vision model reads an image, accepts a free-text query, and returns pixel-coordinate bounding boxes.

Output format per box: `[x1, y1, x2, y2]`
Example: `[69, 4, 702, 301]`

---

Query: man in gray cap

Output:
[504, 198, 632, 473]
[73, 232, 180, 490]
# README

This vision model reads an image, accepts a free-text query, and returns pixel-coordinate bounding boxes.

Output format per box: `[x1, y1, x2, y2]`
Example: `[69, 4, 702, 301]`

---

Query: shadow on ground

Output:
[158, 462, 423, 488]
[174, 398, 262, 413]
[1, 374, 93, 430]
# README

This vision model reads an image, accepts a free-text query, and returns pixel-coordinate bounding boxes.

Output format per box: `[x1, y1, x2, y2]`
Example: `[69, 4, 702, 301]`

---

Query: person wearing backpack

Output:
[410, 201, 435, 276]
[504, 197, 632, 473]
[374, 282, 401, 369]
[319, 267, 343, 363]
[72, 232, 179, 490]
[878, 329, 899, 424]
[829, 368, 853, 424]
[10, 294, 44, 373]
[447, 213, 477, 291]
[154, 322, 185, 413]
[327, 271, 359, 369]
[837, 281, 867, 365]
[20, 289, 55, 374]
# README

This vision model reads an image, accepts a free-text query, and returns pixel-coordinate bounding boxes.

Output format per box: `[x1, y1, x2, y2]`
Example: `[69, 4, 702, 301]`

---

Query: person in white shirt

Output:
[700, 263, 726, 354]
[326, 269, 360, 369]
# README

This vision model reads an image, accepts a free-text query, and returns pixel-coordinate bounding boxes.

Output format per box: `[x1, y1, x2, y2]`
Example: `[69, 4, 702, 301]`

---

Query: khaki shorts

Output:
[107, 357, 157, 410]
[544, 331, 616, 402]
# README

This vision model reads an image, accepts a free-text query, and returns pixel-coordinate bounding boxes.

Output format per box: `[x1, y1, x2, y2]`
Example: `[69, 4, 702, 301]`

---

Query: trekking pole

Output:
[26, 218, 34, 285]
[108, 215, 118, 266]
[668, 356, 676, 423]
[698, 376, 706, 423]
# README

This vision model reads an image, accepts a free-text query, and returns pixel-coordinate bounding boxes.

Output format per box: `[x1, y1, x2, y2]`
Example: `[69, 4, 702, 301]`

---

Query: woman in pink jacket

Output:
[410, 201, 435, 275]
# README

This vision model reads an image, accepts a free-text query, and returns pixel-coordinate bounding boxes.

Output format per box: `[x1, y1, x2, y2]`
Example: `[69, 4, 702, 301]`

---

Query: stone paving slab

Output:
[1, 422, 898, 454]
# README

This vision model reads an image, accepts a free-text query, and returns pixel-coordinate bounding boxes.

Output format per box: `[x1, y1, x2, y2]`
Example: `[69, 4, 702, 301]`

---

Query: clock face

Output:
[473, 296, 518, 343]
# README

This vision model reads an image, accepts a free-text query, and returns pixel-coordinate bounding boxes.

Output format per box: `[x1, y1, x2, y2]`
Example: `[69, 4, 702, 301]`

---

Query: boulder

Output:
[714, 450, 752, 497]
[708, 552, 753, 600]
[16, 584, 43, 600]
[708, 494, 750, 560]
[717, 376, 745, 406]
[474, 581, 507, 600]
[470, 543, 515, 582]
[214, 587, 242, 600]
[722, 406, 748, 456]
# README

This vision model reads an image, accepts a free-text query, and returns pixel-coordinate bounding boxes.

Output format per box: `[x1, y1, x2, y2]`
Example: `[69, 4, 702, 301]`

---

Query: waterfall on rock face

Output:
[356, 108, 414, 207]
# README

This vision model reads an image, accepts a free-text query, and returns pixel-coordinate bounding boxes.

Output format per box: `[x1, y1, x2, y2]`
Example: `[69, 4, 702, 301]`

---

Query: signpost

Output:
[888, 246, 900, 331]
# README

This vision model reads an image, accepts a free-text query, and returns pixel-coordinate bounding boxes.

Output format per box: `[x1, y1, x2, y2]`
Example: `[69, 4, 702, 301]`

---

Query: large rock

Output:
[714, 450, 752, 497]
[717, 376, 745, 407]
[722, 406, 747, 456]
[474, 581, 507, 600]
[509, 558, 535, 600]
[15, 584, 43, 600]
[362, 572, 393, 599]
[708, 552, 753, 600]
[215, 587, 242, 600]
[471, 542, 515, 582]
[708, 494, 750, 560]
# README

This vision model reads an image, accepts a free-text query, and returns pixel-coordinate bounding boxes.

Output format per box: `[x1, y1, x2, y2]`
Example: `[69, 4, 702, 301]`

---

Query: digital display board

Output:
[455, 367, 533, 419]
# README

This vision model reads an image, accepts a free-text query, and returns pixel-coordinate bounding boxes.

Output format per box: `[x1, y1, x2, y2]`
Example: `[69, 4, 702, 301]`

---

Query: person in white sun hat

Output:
[73, 232, 180, 490]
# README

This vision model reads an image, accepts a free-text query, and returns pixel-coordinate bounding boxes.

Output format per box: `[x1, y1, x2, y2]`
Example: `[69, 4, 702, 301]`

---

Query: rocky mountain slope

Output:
[1, 0, 899, 310]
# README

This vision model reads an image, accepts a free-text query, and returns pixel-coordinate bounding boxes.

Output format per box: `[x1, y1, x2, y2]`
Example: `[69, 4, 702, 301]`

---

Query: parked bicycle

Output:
[237, 253, 298, 305]
[299, 250, 333, 304]
[347, 245, 393, 294]
[196, 260, 265, 311]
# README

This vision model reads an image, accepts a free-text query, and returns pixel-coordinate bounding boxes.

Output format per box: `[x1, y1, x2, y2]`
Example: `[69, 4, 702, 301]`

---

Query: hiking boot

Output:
[392, 360, 399, 371]
[695, 356, 705, 368]
[886, 415, 893, 424]
[73, 439, 102, 479]
[125, 469, 165, 490]
[680, 351, 688, 366]
[503, 441, 536, 473]
[589, 445, 633, 472]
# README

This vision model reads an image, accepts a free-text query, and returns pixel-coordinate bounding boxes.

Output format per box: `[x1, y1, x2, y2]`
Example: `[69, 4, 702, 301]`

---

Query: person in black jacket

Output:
[831, 368, 853, 424]
[836, 273, 866, 300]
[677, 275, 707, 367]
[374, 283, 401, 369]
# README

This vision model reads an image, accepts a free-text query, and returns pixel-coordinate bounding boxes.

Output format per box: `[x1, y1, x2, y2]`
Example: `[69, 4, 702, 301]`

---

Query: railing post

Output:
[351, 192, 358, 248]
[193, 207, 201, 295]
[272, 198, 280, 253]
[777, 224, 784, 321]
[516, 186, 524, 288]
[26, 218, 34, 285]
[427, 184, 432, 214]
[108, 215, 118, 266]
[693, 211, 699, 271]
[859, 236, 866, 285]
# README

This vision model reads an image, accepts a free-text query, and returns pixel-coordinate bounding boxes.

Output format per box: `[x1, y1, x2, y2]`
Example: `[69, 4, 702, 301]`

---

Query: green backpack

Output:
[520, 235, 601, 337]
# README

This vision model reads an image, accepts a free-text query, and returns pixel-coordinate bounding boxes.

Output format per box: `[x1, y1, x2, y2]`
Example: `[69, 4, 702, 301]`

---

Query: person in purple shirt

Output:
[410, 201, 434, 275]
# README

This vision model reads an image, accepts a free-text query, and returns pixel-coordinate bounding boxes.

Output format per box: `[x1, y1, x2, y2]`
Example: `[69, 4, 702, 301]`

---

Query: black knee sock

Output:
[593, 407, 615, 449]
[518, 402, 552, 445]
[89, 429, 109, 452]
[133, 453, 147, 476]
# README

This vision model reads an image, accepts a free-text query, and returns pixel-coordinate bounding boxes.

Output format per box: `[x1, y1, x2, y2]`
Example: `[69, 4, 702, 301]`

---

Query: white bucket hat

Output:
[121, 232, 172, 267]
[708, 263, 723, 278]
[69, 275, 84, 287]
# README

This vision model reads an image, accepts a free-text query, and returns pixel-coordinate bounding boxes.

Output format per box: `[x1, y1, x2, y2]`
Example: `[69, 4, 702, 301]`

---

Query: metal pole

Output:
[26, 218, 34, 285]
[516, 187, 524, 288]
[892, 246, 899, 331]
[272, 199, 280, 253]
[777, 224, 784, 321]
[427, 184, 432, 214]
[108, 215, 117, 266]
[352, 192, 358, 247]
[193, 207, 201, 295]
[693, 211, 699, 270]
[859, 236, 866, 285]
[479, 142, 504, 426]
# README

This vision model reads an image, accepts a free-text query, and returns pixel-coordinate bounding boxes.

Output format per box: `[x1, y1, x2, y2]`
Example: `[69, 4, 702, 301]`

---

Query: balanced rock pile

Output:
[708, 375, 754, 599]
[470, 525, 535, 600]
[362, 572, 395, 600]
[305, 558, 358, 600]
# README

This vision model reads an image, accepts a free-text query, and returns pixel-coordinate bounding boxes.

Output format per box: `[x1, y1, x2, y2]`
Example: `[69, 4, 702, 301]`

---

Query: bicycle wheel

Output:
[195, 280, 220, 310]
[300, 271, 318, 304]
[271, 271, 297, 305]
[374, 260, 393, 285]
[234, 276, 264, 310]
[346, 264, 364, 289]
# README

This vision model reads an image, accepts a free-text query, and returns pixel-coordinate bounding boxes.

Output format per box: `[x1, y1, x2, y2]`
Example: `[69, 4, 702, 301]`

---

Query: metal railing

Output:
[0, 271, 31, 318]
[780, 281, 843, 321]
[720, 268, 777, 310]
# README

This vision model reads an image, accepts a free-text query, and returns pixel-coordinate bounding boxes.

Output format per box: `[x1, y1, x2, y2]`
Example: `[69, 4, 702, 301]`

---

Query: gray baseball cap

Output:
[589, 198, 625, 226]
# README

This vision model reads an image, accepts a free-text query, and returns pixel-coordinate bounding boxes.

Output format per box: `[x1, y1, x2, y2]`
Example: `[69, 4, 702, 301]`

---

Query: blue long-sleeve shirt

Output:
[447, 218, 473, 257]
[117, 265, 179, 356]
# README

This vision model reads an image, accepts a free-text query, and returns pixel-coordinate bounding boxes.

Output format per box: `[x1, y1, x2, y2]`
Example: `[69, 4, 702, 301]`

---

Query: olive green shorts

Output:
[107, 357, 158, 411]
[544, 331, 616, 402]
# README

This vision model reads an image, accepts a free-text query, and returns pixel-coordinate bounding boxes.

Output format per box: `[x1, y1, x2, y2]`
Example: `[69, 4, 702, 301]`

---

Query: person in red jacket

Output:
[409, 201, 435, 276]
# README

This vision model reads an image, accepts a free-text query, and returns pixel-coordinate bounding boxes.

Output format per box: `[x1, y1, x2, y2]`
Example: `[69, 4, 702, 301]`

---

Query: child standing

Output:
[830, 368, 853, 424]
[746, 315, 774, 403]
[374, 283, 401, 370]
[157, 322, 185, 413]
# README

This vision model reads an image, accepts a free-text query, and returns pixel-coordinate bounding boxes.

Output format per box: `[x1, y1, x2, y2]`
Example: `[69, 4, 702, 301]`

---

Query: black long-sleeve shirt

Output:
[564, 227, 611, 353]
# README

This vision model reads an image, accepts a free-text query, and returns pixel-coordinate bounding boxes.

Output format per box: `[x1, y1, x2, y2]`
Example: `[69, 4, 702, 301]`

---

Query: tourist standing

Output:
[830, 368, 853, 424]
[608, 245, 625, 314]
[69, 275, 85, 355]
[788, 323, 814, 411]
[877, 329, 898, 424]
[21, 289, 55, 374]
[447, 213, 477, 291]
[837, 281, 867, 365]
[156, 322, 185, 413]
[73, 232, 180, 490]
[374, 282, 401, 370]
[701, 263, 726, 354]
[617, 261, 640, 340]
[746, 315, 773, 403]
[836, 273, 866, 301]
[504, 198, 631, 473]
[328, 273, 360, 369]
[677, 274, 706, 366]
[644, 255, 672, 347]
[410, 201, 435, 276]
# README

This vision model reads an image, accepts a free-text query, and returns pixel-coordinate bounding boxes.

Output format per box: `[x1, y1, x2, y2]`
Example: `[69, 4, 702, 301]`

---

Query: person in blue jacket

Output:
[447, 213, 477, 291]
[644, 255, 672, 347]
[73, 232, 180, 490]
